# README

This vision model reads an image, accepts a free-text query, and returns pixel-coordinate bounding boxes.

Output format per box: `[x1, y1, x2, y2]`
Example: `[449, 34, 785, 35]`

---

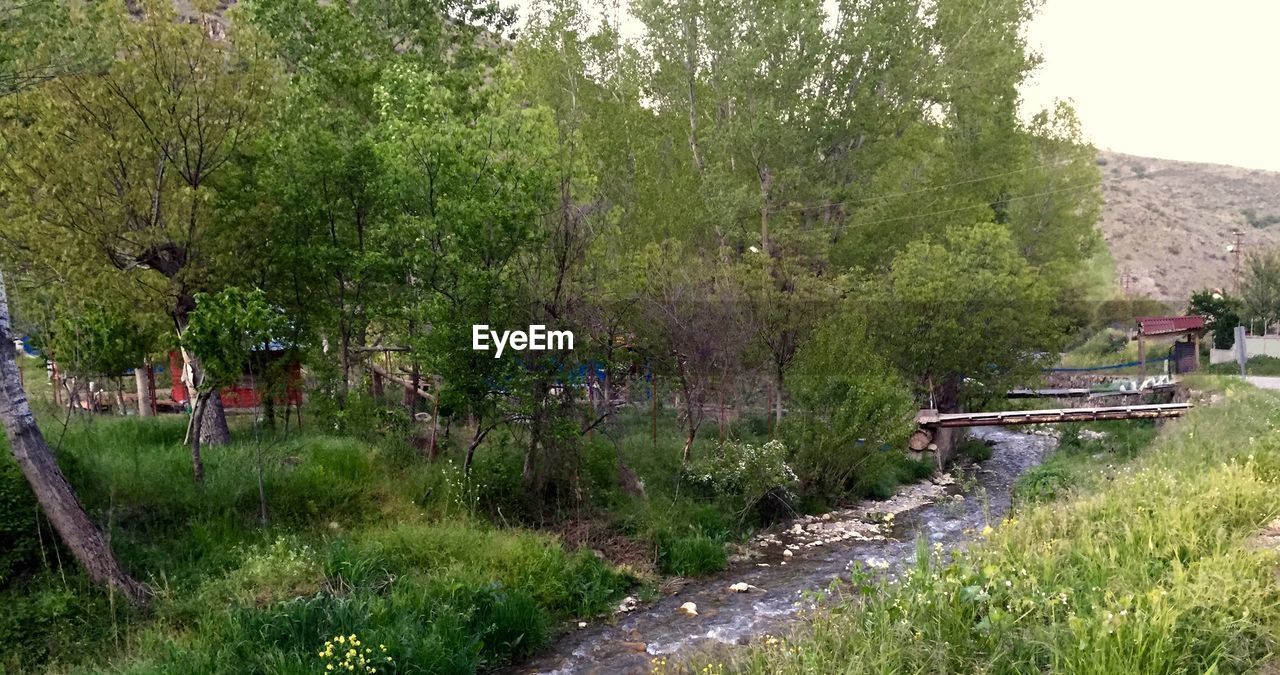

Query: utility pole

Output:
[1230, 228, 1244, 292]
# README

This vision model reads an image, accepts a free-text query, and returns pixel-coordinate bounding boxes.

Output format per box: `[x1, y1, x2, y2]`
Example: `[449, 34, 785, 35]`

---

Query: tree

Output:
[45, 303, 159, 414]
[867, 222, 1063, 412]
[1240, 250, 1280, 334]
[182, 287, 283, 485]
[0, 0, 276, 449]
[630, 243, 749, 461]
[1189, 289, 1241, 349]
[785, 308, 914, 500]
[0, 270, 147, 603]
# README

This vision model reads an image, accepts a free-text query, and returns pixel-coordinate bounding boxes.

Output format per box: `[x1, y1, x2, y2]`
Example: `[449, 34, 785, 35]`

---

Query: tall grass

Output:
[0, 413, 633, 673]
[684, 379, 1280, 674]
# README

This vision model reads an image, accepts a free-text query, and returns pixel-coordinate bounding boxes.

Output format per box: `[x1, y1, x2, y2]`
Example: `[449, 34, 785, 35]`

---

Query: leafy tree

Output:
[183, 287, 283, 484]
[784, 309, 914, 500]
[866, 222, 1063, 411]
[1240, 250, 1280, 333]
[1189, 289, 1242, 349]
[0, 0, 277, 446]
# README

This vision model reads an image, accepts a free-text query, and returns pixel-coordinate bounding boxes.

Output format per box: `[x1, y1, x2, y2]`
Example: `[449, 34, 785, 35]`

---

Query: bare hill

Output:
[1098, 150, 1280, 304]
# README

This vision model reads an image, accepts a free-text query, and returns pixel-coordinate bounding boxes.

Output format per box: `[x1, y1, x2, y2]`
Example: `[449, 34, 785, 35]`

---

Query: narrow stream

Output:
[522, 427, 1058, 674]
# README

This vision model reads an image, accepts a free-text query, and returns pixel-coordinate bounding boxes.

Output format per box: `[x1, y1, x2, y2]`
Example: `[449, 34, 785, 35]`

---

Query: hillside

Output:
[1097, 150, 1280, 304]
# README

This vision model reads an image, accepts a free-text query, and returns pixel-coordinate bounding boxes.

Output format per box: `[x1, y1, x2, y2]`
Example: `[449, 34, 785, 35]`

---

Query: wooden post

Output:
[1192, 333, 1201, 371]
[766, 383, 774, 440]
[51, 361, 60, 407]
[1138, 333, 1147, 380]
[428, 375, 440, 460]
[718, 386, 725, 444]
[650, 372, 657, 450]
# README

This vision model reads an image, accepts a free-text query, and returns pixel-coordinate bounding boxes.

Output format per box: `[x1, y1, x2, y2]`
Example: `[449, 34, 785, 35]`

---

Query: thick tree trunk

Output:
[177, 346, 231, 447]
[180, 349, 231, 447]
[0, 273, 148, 603]
[134, 363, 154, 417]
[200, 390, 231, 445]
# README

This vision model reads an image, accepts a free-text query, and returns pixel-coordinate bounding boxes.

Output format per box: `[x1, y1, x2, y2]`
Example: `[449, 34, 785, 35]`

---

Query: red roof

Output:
[1135, 315, 1206, 336]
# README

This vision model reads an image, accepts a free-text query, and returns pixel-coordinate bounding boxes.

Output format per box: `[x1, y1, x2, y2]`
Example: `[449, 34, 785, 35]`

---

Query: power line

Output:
[766, 152, 1099, 216]
[791, 179, 1102, 235]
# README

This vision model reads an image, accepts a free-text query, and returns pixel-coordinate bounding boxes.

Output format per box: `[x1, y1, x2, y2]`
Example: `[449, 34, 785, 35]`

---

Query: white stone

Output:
[679, 602, 698, 616]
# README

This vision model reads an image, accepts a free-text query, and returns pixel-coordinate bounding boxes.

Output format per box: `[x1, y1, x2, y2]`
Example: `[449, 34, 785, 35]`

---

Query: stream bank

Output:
[524, 426, 1057, 674]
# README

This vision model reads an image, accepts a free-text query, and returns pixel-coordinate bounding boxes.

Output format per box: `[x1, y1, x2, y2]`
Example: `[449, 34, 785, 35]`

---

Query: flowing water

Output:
[523, 427, 1057, 675]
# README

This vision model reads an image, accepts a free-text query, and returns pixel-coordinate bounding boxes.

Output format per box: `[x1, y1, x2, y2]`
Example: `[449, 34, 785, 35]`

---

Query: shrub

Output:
[684, 439, 797, 519]
[850, 450, 934, 500]
[785, 311, 915, 501]
[202, 537, 324, 606]
[0, 454, 42, 586]
[956, 438, 993, 463]
[658, 533, 726, 576]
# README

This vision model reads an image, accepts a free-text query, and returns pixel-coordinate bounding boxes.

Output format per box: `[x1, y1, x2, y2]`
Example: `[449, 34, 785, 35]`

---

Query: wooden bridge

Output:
[916, 402, 1191, 429]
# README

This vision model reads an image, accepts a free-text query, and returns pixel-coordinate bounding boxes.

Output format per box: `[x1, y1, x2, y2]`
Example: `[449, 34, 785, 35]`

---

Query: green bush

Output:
[0, 453, 42, 586]
[658, 532, 726, 576]
[1011, 464, 1072, 504]
[785, 311, 915, 501]
[850, 450, 934, 500]
[956, 438, 994, 462]
[684, 439, 796, 520]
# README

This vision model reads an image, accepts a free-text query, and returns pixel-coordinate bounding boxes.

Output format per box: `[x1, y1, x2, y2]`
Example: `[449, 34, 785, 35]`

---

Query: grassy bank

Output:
[683, 377, 1280, 674]
[0, 413, 638, 673]
[0, 390, 935, 673]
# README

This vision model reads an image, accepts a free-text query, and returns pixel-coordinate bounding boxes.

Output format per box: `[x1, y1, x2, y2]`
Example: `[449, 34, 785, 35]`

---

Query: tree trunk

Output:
[188, 390, 209, 484]
[134, 363, 154, 417]
[464, 423, 488, 474]
[682, 423, 698, 463]
[179, 348, 230, 446]
[774, 366, 785, 425]
[200, 390, 231, 445]
[0, 272, 148, 603]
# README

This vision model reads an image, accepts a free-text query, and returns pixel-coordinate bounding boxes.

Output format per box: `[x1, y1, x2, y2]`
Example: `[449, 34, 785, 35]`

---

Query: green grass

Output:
[1207, 354, 1280, 376]
[681, 380, 1280, 674]
[1013, 420, 1159, 504]
[0, 413, 634, 674]
[0, 396, 951, 673]
[1057, 328, 1173, 374]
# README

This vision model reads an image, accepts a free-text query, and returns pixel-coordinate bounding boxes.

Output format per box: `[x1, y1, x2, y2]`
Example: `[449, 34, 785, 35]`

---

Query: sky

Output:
[514, 0, 1280, 171]
[1021, 0, 1280, 171]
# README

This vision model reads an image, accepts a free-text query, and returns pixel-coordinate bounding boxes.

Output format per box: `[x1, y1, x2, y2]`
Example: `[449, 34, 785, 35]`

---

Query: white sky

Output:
[1021, 0, 1280, 171]
[515, 0, 1280, 171]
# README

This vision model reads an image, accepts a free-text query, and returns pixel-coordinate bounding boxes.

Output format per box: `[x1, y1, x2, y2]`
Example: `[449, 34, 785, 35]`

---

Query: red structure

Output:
[1135, 315, 1206, 336]
[166, 350, 303, 410]
[1134, 316, 1207, 375]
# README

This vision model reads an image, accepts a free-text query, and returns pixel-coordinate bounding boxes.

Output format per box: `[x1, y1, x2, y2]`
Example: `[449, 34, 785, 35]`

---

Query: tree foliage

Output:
[0, 0, 1108, 511]
[1189, 289, 1242, 349]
